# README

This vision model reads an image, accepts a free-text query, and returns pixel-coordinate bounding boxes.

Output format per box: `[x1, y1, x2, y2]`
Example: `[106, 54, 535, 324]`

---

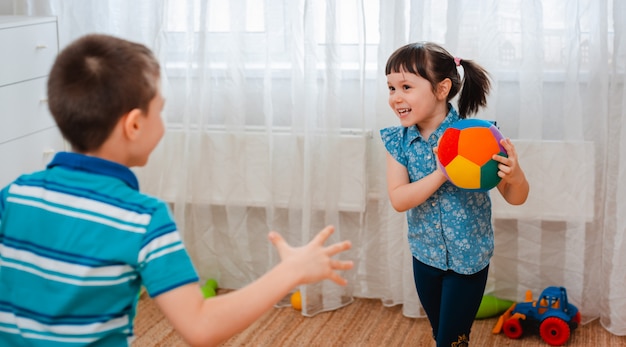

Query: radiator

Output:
[141, 128, 370, 213]
[141, 134, 594, 221]
[491, 140, 595, 222]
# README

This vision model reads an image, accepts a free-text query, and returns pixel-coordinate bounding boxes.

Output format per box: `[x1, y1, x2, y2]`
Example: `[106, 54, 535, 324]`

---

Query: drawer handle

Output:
[36, 44, 48, 49]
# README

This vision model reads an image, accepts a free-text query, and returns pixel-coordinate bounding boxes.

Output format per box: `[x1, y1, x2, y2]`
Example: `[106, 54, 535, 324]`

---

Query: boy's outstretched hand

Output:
[156, 225, 353, 346]
[268, 225, 353, 286]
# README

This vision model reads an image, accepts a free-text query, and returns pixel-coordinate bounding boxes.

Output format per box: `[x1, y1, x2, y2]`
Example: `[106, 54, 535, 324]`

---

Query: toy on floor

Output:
[290, 291, 302, 311]
[437, 119, 507, 191]
[493, 286, 581, 346]
[201, 278, 219, 298]
[475, 294, 515, 319]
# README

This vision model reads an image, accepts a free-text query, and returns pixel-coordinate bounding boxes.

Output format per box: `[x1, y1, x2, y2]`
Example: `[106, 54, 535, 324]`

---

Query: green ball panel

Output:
[479, 160, 502, 190]
[479, 152, 507, 190]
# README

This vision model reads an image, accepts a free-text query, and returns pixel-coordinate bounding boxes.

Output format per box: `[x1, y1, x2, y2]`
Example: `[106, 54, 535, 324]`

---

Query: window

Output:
[165, 0, 614, 72]
[166, 0, 265, 32]
[160, 0, 616, 130]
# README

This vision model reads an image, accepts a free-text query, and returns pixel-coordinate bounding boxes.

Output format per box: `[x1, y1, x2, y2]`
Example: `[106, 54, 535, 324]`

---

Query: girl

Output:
[380, 42, 529, 347]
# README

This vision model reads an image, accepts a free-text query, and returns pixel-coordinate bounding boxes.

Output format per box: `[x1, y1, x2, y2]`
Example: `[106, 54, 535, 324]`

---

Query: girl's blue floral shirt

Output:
[380, 106, 493, 275]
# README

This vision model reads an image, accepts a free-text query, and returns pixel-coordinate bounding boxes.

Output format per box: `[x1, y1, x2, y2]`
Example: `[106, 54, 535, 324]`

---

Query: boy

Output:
[0, 34, 353, 347]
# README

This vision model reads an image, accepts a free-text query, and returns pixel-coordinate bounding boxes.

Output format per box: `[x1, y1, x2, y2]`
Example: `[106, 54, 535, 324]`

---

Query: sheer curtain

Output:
[7, 0, 625, 336]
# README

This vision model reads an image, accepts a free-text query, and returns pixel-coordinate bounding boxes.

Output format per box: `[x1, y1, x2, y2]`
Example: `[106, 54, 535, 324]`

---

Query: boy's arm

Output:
[495, 138, 529, 205]
[386, 152, 447, 212]
[153, 226, 352, 347]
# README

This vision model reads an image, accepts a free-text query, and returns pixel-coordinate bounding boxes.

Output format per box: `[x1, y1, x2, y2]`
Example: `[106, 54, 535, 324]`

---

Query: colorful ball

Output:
[437, 119, 507, 191]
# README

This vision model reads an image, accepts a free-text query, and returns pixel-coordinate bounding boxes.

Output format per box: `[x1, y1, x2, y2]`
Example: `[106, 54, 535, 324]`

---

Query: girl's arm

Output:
[153, 226, 353, 347]
[495, 138, 530, 205]
[386, 152, 447, 212]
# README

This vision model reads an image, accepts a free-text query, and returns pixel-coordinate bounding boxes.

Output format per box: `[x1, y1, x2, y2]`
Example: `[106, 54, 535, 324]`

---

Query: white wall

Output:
[0, 2, 13, 14]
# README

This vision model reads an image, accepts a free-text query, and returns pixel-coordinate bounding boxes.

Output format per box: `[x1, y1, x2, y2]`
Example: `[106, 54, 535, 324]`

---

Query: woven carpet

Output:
[132, 290, 625, 346]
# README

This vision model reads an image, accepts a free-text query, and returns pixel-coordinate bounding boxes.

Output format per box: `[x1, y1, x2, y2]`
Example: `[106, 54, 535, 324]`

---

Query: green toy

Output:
[201, 278, 219, 298]
[476, 294, 515, 319]
[204, 278, 218, 291]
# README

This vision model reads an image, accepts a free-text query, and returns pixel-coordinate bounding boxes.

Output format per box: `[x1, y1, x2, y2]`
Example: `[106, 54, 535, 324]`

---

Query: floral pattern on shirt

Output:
[380, 106, 493, 275]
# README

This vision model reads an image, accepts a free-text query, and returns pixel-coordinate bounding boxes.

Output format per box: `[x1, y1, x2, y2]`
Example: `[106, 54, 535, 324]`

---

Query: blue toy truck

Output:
[494, 286, 581, 346]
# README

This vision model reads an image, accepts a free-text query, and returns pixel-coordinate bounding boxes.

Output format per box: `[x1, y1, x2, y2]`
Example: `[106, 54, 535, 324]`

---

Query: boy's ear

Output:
[436, 78, 452, 100]
[122, 108, 143, 140]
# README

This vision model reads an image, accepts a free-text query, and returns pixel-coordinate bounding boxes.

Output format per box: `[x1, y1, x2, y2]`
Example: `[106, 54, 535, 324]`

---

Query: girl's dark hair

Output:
[47, 34, 160, 152]
[385, 42, 491, 118]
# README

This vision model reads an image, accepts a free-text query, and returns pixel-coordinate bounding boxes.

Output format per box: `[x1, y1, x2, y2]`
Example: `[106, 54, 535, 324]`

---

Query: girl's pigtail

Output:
[457, 60, 491, 117]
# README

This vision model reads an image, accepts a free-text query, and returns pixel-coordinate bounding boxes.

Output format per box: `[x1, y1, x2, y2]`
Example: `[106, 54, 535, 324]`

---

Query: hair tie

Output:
[454, 57, 462, 67]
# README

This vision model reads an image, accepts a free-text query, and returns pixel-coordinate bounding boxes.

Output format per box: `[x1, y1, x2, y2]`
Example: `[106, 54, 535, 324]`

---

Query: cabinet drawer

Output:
[0, 77, 55, 143]
[0, 127, 65, 188]
[0, 20, 58, 86]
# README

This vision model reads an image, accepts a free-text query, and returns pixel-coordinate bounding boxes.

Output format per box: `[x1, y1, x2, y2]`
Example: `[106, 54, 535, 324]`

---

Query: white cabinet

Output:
[0, 16, 65, 187]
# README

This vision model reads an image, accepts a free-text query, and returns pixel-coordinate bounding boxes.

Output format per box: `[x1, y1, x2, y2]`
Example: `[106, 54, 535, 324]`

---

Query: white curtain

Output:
[7, 0, 625, 336]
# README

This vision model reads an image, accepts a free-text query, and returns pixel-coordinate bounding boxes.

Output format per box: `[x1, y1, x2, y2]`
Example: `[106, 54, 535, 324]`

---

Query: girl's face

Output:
[387, 69, 444, 129]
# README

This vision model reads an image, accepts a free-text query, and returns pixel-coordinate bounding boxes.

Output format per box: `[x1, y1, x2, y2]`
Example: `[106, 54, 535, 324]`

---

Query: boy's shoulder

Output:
[7, 162, 166, 215]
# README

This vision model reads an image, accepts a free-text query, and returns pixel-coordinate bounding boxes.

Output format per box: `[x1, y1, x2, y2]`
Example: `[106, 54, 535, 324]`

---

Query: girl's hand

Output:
[495, 138, 529, 205]
[432, 146, 447, 179]
[494, 138, 524, 185]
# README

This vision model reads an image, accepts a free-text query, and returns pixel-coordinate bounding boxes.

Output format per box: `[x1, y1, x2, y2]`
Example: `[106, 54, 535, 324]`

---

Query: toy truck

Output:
[493, 286, 581, 346]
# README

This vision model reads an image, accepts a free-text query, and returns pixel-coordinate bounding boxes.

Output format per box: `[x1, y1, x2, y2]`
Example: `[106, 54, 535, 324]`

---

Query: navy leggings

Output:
[412, 258, 489, 347]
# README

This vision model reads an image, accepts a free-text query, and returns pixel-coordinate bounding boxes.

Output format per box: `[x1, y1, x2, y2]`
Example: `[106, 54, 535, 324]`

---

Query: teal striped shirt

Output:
[0, 152, 199, 346]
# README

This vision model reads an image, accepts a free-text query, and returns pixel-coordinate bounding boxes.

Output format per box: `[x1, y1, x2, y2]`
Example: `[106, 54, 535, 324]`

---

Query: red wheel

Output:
[572, 311, 581, 325]
[503, 318, 523, 339]
[540, 317, 571, 346]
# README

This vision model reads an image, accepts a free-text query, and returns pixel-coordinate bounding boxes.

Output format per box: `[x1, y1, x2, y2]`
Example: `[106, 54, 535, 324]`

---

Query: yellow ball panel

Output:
[445, 156, 481, 189]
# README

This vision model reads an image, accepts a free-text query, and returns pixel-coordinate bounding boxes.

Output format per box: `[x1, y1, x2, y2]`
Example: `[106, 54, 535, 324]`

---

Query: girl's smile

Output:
[387, 70, 448, 137]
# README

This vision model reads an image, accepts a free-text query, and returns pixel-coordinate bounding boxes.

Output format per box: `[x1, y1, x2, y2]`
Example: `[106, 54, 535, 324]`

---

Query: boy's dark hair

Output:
[47, 34, 160, 152]
[385, 42, 491, 118]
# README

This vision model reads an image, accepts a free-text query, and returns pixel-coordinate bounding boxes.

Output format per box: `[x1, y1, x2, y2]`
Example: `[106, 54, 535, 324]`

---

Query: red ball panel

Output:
[437, 128, 460, 167]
